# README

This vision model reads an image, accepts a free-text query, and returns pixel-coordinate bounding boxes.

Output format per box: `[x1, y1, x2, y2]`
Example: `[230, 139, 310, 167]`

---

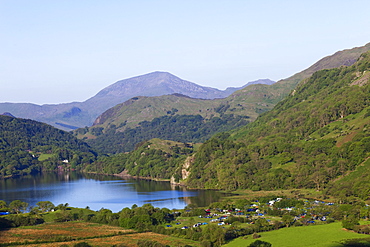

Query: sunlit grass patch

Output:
[225, 222, 369, 247]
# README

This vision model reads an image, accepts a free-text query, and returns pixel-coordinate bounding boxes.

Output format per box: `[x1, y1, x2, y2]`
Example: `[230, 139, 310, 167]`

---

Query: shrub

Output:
[249, 240, 272, 247]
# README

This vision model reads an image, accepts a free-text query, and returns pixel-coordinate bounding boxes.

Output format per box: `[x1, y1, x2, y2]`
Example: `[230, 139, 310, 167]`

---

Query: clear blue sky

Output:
[1, 0, 370, 104]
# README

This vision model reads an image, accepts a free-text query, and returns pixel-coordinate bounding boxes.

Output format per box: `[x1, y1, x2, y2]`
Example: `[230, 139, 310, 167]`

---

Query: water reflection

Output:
[0, 172, 226, 212]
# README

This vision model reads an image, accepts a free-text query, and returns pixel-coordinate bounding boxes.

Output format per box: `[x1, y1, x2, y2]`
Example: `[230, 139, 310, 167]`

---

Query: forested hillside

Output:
[0, 115, 96, 178]
[81, 113, 249, 154]
[84, 138, 194, 181]
[184, 51, 370, 196]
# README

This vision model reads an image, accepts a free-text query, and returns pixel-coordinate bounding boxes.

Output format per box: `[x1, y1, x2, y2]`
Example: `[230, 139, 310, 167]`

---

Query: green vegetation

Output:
[81, 113, 249, 154]
[225, 222, 369, 247]
[80, 51, 370, 197]
[2, 196, 370, 247]
[84, 139, 193, 181]
[184, 52, 370, 197]
[0, 115, 97, 178]
[2, 46, 370, 246]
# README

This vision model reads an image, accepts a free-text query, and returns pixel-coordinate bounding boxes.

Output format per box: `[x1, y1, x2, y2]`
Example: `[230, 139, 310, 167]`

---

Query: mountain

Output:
[227, 42, 370, 115]
[223, 79, 275, 94]
[0, 72, 272, 131]
[184, 51, 370, 195]
[86, 49, 370, 195]
[76, 43, 370, 154]
[1, 112, 15, 117]
[2, 43, 369, 132]
[0, 115, 97, 178]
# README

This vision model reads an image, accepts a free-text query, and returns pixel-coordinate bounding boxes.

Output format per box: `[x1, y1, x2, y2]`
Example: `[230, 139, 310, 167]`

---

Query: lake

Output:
[0, 172, 225, 212]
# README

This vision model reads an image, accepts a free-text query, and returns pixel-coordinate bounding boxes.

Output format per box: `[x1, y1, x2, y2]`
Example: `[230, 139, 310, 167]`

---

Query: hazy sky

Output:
[1, 0, 370, 104]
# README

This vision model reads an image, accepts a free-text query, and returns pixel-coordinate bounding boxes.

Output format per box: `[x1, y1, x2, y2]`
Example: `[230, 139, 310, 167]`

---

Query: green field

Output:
[38, 153, 54, 161]
[225, 222, 369, 247]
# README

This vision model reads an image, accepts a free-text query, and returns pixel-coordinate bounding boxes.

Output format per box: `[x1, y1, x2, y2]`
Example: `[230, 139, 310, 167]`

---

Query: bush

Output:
[342, 217, 359, 230]
[249, 240, 272, 247]
[201, 240, 213, 247]
[137, 239, 168, 247]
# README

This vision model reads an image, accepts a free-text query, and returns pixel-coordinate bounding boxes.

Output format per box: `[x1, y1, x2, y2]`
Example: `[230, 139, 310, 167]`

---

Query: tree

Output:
[9, 200, 28, 214]
[36, 201, 55, 212]
[249, 240, 272, 247]
[342, 216, 359, 230]
[0, 200, 7, 210]
[282, 215, 294, 227]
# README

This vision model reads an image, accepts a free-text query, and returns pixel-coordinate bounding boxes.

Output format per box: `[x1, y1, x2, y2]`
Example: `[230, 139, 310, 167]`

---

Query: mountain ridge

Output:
[79, 43, 370, 152]
[85, 50, 370, 198]
[0, 72, 273, 131]
[184, 51, 370, 192]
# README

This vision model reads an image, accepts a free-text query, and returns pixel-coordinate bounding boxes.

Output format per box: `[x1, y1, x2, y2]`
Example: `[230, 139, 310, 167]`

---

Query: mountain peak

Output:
[1, 112, 15, 118]
[92, 71, 227, 100]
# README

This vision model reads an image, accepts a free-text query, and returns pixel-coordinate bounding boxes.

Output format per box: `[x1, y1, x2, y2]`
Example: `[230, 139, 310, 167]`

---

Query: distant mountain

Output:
[0, 72, 273, 131]
[223, 79, 275, 94]
[1, 112, 15, 117]
[1, 43, 369, 132]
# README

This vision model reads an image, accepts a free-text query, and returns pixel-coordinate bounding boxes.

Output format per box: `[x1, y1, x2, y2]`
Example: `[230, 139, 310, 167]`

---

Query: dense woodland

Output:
[84, 140, 193, 181]
[80, 113, 249, 154]
[0, 116, 97, 178]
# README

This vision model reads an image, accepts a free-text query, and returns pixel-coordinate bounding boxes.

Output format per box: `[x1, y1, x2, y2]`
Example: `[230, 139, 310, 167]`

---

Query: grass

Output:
[0, 221, 201, 247]
[37, 154, 54, 161]
[223, 188, 325, 202]
[224, 222, 369, 247]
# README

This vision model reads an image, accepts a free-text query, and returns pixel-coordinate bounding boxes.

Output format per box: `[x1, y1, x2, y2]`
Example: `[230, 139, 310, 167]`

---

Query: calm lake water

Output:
[0, 172, 225, 212]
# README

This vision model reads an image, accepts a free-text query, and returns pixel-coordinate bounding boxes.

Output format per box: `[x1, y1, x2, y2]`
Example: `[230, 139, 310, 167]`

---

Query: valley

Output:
[1, 43, 370, 246]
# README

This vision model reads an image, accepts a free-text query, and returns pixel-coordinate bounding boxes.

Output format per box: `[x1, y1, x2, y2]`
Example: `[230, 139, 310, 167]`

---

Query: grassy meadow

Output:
[225, 222, 370, 247]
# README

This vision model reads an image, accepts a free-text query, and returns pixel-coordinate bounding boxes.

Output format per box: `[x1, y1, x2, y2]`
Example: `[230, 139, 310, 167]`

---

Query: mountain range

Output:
[1, 43, 369, 133]
[0, 73, 274, 131]
[1, 42, 370, 201]
[88, 49, 370, 199]
[76, 43, 370, 153]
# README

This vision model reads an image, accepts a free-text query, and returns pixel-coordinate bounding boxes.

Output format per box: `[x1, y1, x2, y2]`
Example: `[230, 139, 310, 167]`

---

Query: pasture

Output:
[225, 222, 370, 247]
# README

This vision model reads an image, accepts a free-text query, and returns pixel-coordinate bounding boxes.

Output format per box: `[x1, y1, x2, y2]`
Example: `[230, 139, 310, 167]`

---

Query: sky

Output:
[1, 0, 370, 105]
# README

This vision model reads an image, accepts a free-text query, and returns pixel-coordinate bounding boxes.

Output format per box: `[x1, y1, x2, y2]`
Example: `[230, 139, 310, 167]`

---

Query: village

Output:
[165, 197, 341, 232]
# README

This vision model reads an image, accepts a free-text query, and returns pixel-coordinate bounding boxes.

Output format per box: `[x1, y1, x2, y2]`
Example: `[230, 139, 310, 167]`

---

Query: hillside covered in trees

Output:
[0, 115, 97, 178]
[184, 51, 370, 198]
[84, 51, 370, 201]
[84, 138, 194, 182]
[81, 112, 249, 154]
